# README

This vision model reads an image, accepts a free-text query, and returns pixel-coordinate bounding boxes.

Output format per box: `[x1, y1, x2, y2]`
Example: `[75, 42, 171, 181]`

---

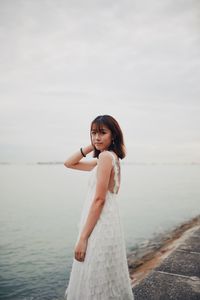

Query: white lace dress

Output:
[64, 151, 134, 300]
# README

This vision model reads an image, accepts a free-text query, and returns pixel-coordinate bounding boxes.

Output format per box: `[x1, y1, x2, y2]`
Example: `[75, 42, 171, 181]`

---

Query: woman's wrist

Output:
[80, 147, 86, 157]
[81, 145, 94, 156]
[80, 234, 88, 241]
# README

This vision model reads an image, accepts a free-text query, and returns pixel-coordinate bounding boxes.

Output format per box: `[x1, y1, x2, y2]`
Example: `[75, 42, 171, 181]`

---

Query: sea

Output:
[1, 163, 200, 300]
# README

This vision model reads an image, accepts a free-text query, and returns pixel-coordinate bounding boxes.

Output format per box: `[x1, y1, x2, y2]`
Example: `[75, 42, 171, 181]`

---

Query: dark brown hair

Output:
[90, 115, 126, 159]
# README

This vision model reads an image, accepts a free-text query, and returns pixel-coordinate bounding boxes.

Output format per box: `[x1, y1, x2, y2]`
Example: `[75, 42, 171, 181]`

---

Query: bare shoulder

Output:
[96, 151, 113, 177]
[98, 151, 113, 164]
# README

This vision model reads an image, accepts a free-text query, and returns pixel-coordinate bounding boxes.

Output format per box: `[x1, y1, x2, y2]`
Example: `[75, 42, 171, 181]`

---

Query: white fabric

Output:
[64, 151, 134, 300]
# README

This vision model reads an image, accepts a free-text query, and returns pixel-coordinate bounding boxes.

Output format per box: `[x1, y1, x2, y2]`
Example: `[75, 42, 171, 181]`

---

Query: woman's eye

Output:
[91, 131, 106, 135]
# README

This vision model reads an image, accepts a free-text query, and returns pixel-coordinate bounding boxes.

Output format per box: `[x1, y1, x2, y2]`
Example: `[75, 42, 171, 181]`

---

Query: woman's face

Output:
[91, 124, 112, 152]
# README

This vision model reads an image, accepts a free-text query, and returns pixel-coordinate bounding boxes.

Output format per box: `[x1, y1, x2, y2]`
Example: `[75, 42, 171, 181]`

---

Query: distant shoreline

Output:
[128, 215, 200, 287]
[1, 161, 200, 165]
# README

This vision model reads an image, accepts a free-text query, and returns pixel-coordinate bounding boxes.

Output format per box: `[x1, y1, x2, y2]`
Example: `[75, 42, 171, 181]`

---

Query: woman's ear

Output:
[112, 134, 116, 140]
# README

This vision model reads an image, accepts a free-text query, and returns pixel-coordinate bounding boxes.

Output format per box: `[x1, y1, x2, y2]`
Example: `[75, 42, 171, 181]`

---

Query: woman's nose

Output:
[95, 133, 100, 140]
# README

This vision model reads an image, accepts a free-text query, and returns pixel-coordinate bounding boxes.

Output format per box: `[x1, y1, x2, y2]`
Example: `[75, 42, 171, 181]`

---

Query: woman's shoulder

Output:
[96, 152, 114, 172]
[101, 150, 119, 160]
[98, 151, 119, 166]
[98, 150, 115, 159]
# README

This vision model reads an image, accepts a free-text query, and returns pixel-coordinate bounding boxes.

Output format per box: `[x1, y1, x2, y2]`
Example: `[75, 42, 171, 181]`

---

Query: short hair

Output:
[90, 115, 126, 159]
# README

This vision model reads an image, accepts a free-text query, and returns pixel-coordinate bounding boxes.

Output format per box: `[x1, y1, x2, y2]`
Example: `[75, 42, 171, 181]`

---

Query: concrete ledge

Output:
[155, 249, 200, 277]
[133, 270, 200, 300]
[132, 224, 200, 299]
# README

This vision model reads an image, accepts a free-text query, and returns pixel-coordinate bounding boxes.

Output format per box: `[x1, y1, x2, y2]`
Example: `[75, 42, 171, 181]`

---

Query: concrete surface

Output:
[132, 226, 200, 300]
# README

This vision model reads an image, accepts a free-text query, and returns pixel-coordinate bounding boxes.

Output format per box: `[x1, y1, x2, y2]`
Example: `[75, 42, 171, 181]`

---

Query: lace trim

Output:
[109, 151, 120, 193]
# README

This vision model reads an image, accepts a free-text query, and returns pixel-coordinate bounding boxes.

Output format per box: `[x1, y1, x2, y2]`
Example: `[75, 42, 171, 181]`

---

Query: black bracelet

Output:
[80, 147, 86, 157]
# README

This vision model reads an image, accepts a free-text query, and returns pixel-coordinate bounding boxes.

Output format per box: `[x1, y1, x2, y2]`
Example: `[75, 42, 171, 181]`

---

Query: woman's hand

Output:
[74, 237, 88, 262]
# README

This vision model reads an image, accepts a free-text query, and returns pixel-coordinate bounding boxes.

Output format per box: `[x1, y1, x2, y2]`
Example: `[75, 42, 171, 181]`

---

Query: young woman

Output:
[64, 115, 134, 299]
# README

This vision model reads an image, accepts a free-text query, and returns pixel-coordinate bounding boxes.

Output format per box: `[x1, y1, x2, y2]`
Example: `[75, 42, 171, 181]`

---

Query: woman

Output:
[64, 115, 134, 299]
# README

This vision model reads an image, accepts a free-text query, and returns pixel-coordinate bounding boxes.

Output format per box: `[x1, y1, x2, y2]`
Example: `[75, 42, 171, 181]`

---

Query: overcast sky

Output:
[0, 0, 200, 163]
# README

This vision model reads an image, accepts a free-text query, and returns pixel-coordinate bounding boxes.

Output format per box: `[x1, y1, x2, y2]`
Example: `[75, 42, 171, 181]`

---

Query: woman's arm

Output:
[64, 144, 97, 171]
[80, 151, 113, 239]
[74, 151, 113, 261]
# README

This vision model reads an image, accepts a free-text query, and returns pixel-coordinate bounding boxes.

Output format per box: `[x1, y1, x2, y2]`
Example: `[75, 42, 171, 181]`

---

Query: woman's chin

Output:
[96, 147, 104, 152]
[94, 145, 108, 152]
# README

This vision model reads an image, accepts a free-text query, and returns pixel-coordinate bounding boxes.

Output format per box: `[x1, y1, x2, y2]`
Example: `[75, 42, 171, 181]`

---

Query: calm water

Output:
[1, 163, 200, 300]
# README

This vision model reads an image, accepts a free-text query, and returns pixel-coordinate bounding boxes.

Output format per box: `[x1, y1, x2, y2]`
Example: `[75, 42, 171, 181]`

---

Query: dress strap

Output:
[108, 151, 120, 194]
